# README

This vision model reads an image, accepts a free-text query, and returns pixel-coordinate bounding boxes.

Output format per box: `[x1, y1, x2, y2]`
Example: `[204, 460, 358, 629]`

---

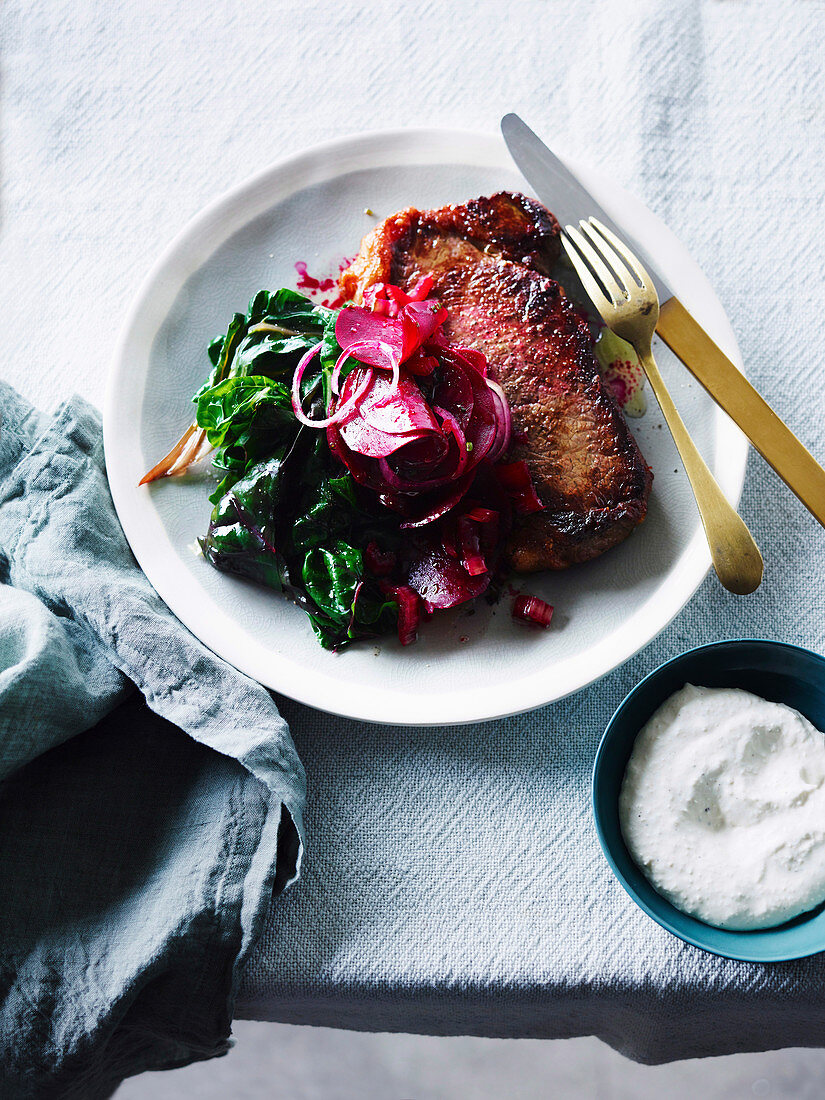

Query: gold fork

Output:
[562, 218, 764, 595]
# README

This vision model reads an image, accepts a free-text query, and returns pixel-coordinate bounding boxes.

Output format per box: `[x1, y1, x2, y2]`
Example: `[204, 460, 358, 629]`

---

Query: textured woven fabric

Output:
[236, 0, 825, 1061]
[0, 386, 305, 1097]
[2, 0, 824, 1068]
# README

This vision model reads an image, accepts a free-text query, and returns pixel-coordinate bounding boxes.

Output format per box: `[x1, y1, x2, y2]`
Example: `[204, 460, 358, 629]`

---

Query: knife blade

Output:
[501, 113, 825, 528]
[501, 114, 674, 302]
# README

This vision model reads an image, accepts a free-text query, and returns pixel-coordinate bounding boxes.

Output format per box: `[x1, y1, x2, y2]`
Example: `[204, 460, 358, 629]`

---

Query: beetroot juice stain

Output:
[294, 259, 352, 310]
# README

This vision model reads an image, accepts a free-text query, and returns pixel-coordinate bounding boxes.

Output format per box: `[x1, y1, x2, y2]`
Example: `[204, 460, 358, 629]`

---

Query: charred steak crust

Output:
[341, 192, 562, 303]
[340, 191, 652, 572]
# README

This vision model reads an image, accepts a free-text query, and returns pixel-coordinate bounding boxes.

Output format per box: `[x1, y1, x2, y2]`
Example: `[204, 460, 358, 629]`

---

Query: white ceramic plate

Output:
[105, 129, 747, 726]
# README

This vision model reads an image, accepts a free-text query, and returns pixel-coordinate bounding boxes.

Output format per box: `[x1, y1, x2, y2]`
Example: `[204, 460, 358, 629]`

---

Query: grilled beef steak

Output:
[340, 191, 652, 571]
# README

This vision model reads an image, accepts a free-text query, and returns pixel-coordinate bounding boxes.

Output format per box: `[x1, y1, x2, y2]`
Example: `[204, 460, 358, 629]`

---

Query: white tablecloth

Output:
[5, 0, 825, 1061]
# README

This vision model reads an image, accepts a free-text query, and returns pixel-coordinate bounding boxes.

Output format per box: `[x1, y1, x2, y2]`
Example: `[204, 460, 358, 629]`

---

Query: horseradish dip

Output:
[619, 684, 825, 930]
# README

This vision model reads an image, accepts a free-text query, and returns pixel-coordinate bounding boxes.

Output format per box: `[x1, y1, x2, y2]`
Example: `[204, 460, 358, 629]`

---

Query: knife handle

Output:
[656, 297, 825, 529]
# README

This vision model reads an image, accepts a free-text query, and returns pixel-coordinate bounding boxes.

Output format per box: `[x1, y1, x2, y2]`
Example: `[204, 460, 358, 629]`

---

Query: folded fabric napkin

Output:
[0, 381, 305, 1098]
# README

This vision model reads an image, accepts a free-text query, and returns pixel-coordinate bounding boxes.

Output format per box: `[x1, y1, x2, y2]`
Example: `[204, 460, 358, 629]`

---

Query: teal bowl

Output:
[593, 639, 825, 962]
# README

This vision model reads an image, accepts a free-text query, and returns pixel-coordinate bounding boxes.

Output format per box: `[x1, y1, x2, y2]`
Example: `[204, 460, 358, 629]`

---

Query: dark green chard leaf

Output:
[200, 312, 248, 396]
[197, 376, 293, 448]
[302, 542, 363, 618]
[290, 438, 402, 558]
[301, 541, 397, 649]
[198, 289, 331, 398]
[228, 330, 320, 381]
[202, 455, 398, 650]
[291, 466, 401, 648]
[191, 286, 403, 651]
[320, 309, 342, 372]
[291, 474, 359, 550]
[200, 452, 291, 590]
[250, 287, 333, 331]
[195, 375, 298, 502]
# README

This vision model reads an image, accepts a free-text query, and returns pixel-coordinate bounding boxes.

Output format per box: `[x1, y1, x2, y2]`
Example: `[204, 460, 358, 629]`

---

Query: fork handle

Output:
[658, 297, 825, 528]
[638, 347, 764, 595]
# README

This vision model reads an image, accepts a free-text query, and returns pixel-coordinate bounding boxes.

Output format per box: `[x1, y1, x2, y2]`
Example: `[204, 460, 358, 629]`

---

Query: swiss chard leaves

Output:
[200, 452, 291, 591]
[301, 541, 397, 649]
[197, 375, 293, 448]
[199, 288, 331, 398]
[195, 287, 401, 649]
[204, 445, 400, 649]
[290, 467, 400, 648]
[196, 375, 296, 502]
[291, 473, 359, 551]
[194, 288, 333, 500]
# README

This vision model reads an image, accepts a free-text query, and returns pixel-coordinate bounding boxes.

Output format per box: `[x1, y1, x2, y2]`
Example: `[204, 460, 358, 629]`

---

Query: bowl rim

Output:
[592, 637, 825, 962]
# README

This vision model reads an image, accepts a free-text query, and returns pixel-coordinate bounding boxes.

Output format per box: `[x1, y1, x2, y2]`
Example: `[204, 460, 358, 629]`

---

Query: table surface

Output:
[5, 0, 825, 1063]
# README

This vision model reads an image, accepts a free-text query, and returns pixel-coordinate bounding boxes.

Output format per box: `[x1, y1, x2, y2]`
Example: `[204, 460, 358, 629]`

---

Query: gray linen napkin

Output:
[0, 381, 305, 1098]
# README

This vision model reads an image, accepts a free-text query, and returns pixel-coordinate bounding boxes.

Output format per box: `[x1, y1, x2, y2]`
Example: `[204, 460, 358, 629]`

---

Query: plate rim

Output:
[104, 126, 749, 726]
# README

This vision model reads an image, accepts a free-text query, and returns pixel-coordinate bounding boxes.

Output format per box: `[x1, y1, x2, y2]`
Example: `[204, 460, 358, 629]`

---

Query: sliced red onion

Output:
[389, 432, 452, 471]
[339, 405, 435, 458]
[327, 422, 381, 488]
[376, 419, 466, 494]
[433, 406, 469, 479]
[357, 371, 440, 435]
[291, 343, 375, 430]
[365, 275, 434, 313]
[342, 423, 433, 459]
[379, 583, 421, 645]
[495, 460, 544, 514]
[452, 346, 488, 377]
[328, 370, 378, 426]
[404, 349, 439, 377]
[324, 284, 518, 534]
[331, 340, 398, 398]
[462, 368, 498, 464]
[512, 594, 554, 628]
[398, 472, 476, 529]
[458, 516, 486, 577]
[363, 286, 386, 312]
[406, 274, 434, 301]
[402, 301, 448, 356]
[383, 285, 407, 305]
[377, 442, 454, 493]
[431, 361, 474, 428]
[484, 378, 513, 464]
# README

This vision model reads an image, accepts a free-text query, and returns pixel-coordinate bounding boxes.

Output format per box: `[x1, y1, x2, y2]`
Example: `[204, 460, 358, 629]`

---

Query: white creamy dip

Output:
[619, 684, 825, 930]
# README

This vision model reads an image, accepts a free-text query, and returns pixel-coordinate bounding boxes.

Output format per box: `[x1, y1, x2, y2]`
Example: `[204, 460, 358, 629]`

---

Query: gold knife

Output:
[501, 113, 825, 528]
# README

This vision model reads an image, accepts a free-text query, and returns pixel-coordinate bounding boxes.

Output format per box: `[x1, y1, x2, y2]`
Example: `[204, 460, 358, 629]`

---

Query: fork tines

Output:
[560, 217, 658, 331]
